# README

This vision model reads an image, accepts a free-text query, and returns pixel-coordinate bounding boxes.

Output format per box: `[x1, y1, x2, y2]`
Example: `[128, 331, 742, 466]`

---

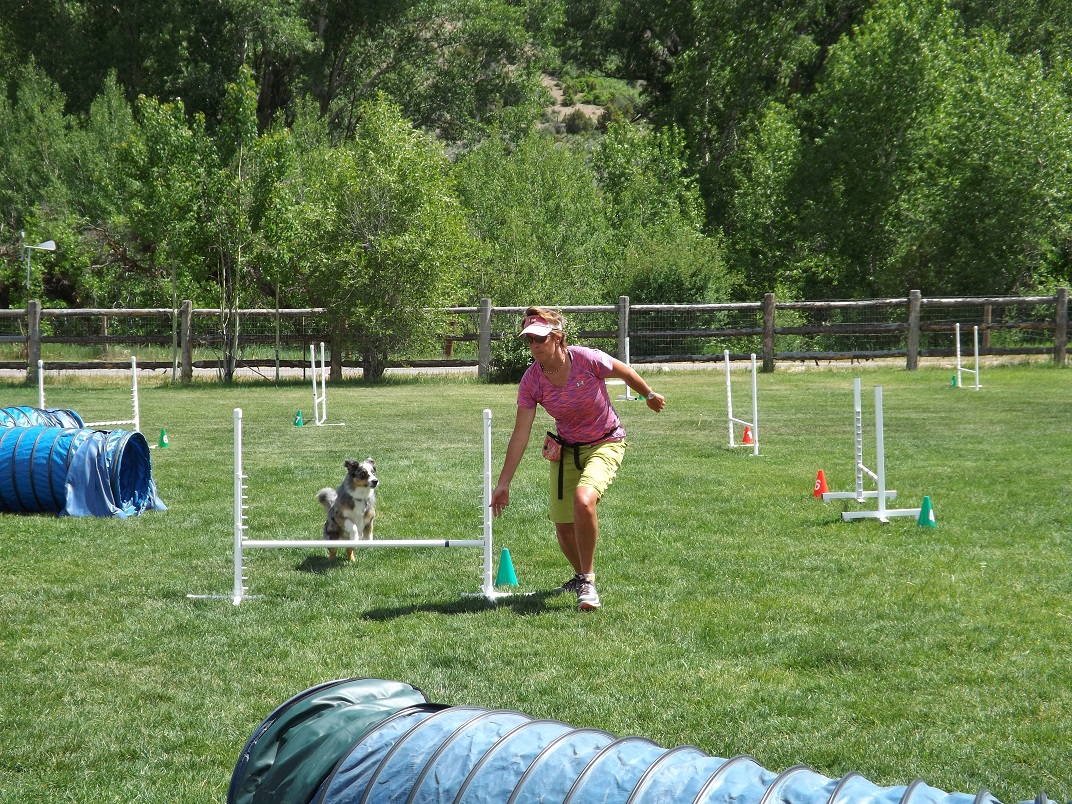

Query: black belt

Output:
[547, 429, 618, 499]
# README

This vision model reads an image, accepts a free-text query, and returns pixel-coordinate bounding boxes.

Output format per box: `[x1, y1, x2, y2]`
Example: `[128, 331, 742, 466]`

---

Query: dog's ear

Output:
[344, 459, 358, 471]
[365, 458, 376, 469]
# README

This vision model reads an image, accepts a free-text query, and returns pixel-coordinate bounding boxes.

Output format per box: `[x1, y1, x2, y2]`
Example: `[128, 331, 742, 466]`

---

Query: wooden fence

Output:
[0, 289, 1066, 382]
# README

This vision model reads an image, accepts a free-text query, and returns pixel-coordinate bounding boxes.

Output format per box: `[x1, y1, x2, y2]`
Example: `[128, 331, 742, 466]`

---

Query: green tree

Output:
[783, 0, 1072, 297]
[454, 131, 610, 305]
[593, 122, 728, 302]
[292, 96, 472, 380]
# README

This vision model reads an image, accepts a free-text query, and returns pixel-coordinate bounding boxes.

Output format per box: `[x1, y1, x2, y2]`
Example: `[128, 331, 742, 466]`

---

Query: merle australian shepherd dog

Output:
[316, 458, 378, 561]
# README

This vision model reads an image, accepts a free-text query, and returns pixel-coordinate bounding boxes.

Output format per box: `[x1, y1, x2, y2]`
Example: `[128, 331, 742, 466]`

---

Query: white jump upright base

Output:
[38, 355, 141, 432]
[955, 323, 981, 390]
[190, 408, 507, 604]
[822, 379, 920, 523]
[311, 342, 344, 426]
[724, 350, 759, 456]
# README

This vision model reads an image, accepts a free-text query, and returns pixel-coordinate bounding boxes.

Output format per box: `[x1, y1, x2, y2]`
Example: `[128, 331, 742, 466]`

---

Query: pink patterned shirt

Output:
[518, 345, 625, 444]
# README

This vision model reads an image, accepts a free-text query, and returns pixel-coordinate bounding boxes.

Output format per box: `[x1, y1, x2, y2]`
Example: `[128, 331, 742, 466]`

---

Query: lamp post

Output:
[21, 231, 56, 291]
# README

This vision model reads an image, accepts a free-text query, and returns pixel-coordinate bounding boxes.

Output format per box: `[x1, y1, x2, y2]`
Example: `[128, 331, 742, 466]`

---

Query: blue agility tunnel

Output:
[0, 424, 165, 518]
[230, 678, 1049, 804]
[0, 405, 84, 429]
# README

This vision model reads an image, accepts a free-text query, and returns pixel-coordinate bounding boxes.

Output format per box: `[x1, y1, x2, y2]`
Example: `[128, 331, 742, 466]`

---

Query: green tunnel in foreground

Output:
[229, 678, 1050, 804]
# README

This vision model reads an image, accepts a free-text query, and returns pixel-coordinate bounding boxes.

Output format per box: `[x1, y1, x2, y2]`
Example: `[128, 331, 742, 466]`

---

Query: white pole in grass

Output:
[854, 377, 865, 500]
[37, 359, 44, 408]
[749, 352, 759, 457]
[233, 407, 247, 604]
[724, 350, 735, 448]
[728, 347, 737, 448]
[973, 325, 981, 389]
[875, 386, 888, 520]
[482, 408, 495, 597]
[130, 356, 141, 432]
[960, 323, 969, 394]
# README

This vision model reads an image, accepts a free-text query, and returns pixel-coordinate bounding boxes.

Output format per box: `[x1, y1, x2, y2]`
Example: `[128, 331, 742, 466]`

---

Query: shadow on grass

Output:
[361, 590, 556, 620]
[294, 554, 398, 573]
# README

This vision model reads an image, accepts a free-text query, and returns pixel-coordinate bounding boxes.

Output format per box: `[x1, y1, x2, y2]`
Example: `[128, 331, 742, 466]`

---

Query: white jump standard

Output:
[822, 378, 920, 523]
[724, 349, 759, 455]
[310, 341, 344, 426]
[200, 407, 506, 605]
[954, 323, 981, 390]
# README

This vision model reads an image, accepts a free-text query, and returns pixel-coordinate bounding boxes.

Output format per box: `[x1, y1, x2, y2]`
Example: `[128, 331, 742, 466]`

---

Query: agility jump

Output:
[724, 349, 759, 455]
[310, 342, 344, 426]
[954, 322, 981, 390]
[822, 378, 920, 523]
[37, 356, 141, 432]
[193, 407, 504, 605]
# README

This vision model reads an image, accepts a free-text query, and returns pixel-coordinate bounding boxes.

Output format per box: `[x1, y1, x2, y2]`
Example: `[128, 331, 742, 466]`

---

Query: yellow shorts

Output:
[548, 440, 627, 524]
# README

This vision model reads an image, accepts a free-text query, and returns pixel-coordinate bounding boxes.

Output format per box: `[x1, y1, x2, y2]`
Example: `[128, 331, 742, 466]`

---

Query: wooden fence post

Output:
[26, 300, 41, 385]
[617, 296, 630, 362]
[762, 292, 775, 372]
[180, 300, 193, 383]
[1055, 286, 1069, 367]
[477, 297, 492, 380]
[906, 290, 921, 370]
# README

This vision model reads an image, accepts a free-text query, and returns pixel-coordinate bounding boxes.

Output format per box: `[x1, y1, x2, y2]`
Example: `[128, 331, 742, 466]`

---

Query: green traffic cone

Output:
[294, 410, 304, 427]
[495, 547, 518, 587]
[158, 428, 169, 448]
[950, 374, 958, 387]
[918, 495, 937, 528]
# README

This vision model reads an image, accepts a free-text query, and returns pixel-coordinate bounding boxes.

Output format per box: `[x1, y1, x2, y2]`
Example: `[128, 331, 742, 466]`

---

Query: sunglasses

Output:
[523, 333, 549, 345]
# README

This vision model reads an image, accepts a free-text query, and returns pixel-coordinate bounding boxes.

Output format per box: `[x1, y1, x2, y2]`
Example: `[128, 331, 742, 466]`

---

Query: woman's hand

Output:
[490, 483, 510, 517]
[645, 392, 666, 413]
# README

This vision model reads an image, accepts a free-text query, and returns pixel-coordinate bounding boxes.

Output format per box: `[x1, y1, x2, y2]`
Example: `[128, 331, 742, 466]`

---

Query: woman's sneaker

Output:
[554, 573, 585, 595]
[576, 578, 601, 611]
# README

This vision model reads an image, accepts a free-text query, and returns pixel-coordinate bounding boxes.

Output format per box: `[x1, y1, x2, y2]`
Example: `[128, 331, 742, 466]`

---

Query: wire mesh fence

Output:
[0, 289, 1065, 379]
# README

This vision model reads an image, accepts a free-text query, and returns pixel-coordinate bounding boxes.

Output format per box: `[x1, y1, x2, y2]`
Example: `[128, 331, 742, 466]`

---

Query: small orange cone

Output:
[742, 425, 754, 445]
[814, 469, 828, 498]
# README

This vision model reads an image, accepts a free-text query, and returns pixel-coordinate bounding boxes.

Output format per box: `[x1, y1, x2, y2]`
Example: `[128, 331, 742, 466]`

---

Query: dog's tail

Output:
[316, 487, 337, 509]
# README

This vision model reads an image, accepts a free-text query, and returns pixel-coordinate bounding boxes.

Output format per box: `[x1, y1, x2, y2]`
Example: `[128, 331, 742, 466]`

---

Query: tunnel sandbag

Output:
[0, 426, 165, 517]
[0, 406, 84, 429]
[228, 678, 436, 804]
[238, 679, 1051, 804]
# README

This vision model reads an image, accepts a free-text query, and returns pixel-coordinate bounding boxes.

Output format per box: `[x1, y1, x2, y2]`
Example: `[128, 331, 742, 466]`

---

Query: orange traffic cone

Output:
[814, 469, 829, 498]
[742, 425, 754, 445]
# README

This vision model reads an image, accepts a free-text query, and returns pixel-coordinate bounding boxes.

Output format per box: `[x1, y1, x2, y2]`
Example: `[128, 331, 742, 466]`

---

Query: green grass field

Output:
[0, 363, 1069, 803]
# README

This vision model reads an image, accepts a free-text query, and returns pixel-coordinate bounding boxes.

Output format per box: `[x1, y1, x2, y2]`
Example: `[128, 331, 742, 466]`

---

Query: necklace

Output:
[541, 350, 569, 377]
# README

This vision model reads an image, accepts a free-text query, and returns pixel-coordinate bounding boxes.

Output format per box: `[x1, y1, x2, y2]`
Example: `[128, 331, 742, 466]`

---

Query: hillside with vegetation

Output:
[1, 0, 1070, 374]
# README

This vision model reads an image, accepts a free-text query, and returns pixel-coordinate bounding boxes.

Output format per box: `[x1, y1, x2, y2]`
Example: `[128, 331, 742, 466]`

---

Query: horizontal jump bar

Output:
[241, 539, 485, 549]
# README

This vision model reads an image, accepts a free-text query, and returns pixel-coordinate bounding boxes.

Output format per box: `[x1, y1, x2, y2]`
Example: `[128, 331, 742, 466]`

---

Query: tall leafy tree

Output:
[454, 131, 610, 306]
[288, 95, 472, 380]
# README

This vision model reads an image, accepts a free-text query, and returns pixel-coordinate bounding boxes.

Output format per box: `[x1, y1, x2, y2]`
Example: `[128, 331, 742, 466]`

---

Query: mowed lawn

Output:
[0, 363, 1069, 803]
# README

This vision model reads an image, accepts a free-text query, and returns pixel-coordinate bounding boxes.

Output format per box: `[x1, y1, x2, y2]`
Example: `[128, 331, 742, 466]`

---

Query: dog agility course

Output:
[229, 678, 1049, 804]
[4, 364, 1069, 803]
